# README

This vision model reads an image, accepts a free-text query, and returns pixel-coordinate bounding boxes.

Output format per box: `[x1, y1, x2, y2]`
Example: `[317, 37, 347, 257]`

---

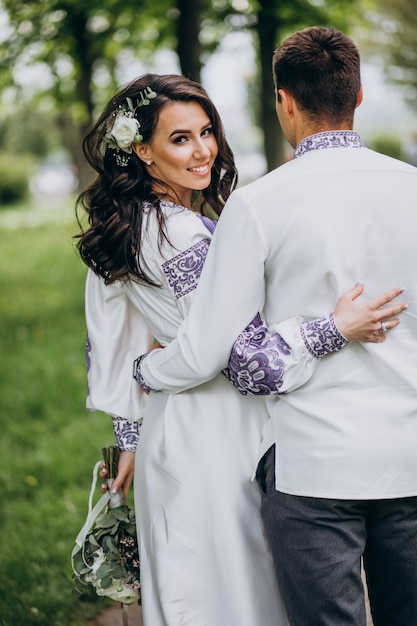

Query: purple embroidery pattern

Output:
[112, 416, 140, 452]
[85, 332, 92, 396]
[223, 314, 293, 396]
[162, 239, 210, 299]
[300, 312, 348, 358]
[294, 130, 365, 159]
[133, 354, 154, 394]
[224, 312, 348, 396]
[86, 332, 91, 373]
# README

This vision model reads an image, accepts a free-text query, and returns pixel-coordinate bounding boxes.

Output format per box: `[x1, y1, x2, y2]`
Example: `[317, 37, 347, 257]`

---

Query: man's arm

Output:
[139, 193, 266, 392]
[137, 192, 405, 394]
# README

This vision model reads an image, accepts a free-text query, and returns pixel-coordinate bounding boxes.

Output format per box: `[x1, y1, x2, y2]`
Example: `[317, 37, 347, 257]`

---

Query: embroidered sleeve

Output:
[112, 416, 141, 452]
[223, 312, 348, 396]
[133, 354, 155, 393]
[134, 236, 213, 392]
[162, 239, 210, 299]
[300, 312, 348, 358]
[222, 314, 289, 395]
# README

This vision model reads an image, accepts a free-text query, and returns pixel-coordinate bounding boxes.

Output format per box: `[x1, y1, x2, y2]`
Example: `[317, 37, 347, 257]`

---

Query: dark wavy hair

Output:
[74, 73, 237, 285]
[273, 27, 361, 127]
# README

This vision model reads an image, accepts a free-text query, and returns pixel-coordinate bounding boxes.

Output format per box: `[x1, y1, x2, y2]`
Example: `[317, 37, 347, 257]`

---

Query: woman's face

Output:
[142, 101, 219, 208]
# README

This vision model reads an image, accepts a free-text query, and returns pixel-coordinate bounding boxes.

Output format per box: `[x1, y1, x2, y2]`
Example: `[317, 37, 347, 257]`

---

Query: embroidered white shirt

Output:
[141, 132, 417, 499]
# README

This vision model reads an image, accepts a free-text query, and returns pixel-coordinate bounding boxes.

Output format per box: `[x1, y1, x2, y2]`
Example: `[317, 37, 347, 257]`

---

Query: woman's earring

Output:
[146, 160, 152, 166]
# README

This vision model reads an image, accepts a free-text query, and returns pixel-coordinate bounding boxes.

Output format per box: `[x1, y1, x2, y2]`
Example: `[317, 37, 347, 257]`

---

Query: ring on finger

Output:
[379, 321, 389, 334]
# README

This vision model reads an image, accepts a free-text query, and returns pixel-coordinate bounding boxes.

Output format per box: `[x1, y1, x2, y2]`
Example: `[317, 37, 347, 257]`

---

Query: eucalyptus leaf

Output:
[88, 534, 100, 547]
[112, 508, 130, 522]
[103, 535, 118, 554]
[95, 513, 117, 529]
[96, 563, 112, 578]
[75, 561, 88, 574]
[125, 523, 136, 534]
[111, 565, 123, 579]
[95, 528, 110, 540]
[100, 577, 113, 590]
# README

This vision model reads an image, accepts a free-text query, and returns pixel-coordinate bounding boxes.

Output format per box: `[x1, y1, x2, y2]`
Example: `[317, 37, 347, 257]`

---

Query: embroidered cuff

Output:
[112, 416, 140, 452]
[223, 313, 291, 396]
[133, 354, 155, 393]
[300, 312, 348, 358]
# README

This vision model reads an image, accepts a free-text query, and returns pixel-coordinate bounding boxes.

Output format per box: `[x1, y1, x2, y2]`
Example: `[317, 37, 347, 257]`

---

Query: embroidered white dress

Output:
[85, 200, 343, 626]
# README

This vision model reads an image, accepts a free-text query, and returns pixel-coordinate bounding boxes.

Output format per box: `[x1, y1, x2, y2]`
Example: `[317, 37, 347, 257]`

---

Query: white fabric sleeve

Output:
[222, 312, 347, 396]
[139, 193, 271, 392]
[137, 195, 349, 395]
[85, 269, 154, 420]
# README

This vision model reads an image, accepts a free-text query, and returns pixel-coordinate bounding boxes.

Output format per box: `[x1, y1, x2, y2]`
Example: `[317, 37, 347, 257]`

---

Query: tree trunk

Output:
[56, 112, 95, 191]
[256, 0, 287, 171]
[176, 0, 204, 82]
[60, 7, 96, 190]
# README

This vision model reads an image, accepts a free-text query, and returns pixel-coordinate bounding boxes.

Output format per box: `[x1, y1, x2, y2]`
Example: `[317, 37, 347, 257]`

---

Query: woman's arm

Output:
[85, 270, 155, 495]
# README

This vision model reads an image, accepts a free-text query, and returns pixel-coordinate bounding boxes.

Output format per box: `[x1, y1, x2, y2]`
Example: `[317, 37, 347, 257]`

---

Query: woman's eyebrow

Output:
[169, 121, 212, 139]
[169, 128, 191, 138]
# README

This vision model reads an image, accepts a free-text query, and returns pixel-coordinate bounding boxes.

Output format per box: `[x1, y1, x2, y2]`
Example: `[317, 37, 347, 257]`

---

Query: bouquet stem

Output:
[102, 445, 120, 479]
[102, 446, 127, 509]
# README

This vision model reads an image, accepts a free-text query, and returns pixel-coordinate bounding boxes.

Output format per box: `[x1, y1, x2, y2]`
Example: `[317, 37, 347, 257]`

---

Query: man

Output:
[135, 27, 417, 626]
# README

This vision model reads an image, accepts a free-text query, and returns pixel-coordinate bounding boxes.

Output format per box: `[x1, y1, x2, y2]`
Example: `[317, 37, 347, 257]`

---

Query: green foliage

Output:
[0, 107, 62, 157]
[0, 206, 117, 625]
[1, 0, 372, 175]
[369, 134, 403, 159]
[0, 153, 32, 206]
[361, 0, 417, 108]
[0, 0, 176, 118]
[0, 0, 180, 185]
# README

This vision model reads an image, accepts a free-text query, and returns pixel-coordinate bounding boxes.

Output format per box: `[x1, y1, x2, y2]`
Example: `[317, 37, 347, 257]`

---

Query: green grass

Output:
[0, 200, 117, 625]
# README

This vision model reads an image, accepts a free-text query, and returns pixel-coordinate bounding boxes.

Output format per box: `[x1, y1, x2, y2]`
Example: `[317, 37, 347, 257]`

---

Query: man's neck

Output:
[294, 121, 354, 148]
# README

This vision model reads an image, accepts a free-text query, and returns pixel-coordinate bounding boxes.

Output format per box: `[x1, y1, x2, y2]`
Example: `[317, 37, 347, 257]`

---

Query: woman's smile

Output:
[188, 163, 210, 174]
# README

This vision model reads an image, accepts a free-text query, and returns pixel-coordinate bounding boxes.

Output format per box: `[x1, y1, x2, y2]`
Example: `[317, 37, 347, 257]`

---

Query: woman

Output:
[75, 74, 403, 626]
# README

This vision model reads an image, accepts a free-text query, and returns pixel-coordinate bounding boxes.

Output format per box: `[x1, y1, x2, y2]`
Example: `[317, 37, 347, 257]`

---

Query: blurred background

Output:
[0, 1, 416, 625]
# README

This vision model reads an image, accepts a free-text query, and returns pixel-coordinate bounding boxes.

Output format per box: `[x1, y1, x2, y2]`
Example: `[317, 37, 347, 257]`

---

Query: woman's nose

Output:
[193, 138, 211, 158]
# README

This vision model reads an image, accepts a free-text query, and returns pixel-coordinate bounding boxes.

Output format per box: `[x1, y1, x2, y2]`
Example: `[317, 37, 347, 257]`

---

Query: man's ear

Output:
[132, 142, 152, 164]
[279, 89, 295, 118]
[356, 84, 363, 109]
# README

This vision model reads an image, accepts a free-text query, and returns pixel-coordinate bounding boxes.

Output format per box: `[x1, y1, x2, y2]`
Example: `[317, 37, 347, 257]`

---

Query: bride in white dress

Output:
[75, 73, 402, 626]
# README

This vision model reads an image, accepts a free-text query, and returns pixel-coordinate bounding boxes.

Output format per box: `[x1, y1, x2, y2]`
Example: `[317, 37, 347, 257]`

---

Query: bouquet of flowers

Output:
[71, 446, 141, 612]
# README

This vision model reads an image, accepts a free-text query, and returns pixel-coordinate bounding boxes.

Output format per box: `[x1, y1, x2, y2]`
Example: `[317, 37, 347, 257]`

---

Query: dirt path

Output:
[88, 603, 143, 626]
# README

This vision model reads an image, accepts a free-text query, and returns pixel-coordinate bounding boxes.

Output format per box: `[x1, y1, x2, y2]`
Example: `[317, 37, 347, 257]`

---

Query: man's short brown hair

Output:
[273, 26, 361, 126]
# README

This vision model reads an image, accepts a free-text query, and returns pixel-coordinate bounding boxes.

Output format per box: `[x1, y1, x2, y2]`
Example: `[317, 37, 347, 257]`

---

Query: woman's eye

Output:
[202, 128, 213, 137]
[173, 135, 188, 144]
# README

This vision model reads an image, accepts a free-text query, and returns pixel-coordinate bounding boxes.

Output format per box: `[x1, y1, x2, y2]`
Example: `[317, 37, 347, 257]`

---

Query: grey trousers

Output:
[256, 446, 417, 626]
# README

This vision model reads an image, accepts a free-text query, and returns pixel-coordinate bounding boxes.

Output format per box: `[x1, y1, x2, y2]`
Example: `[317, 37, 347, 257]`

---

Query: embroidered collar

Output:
[144, 199, 200, 212]
[294, 130, 365, 159]
[142, 199, 187, 213]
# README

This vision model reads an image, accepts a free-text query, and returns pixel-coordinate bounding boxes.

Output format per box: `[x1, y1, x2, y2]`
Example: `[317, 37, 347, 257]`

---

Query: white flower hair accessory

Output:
[102, 87, 157, 167]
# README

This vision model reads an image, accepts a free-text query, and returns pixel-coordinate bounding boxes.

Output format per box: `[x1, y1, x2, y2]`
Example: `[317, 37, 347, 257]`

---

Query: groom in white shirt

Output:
[135, 26, 417, 626]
